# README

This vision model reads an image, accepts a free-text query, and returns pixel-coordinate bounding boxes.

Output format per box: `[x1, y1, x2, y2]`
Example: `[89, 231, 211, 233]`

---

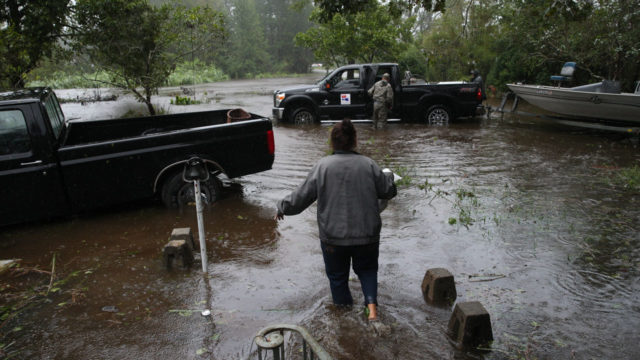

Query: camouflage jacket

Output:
[367, 80, 394, 107]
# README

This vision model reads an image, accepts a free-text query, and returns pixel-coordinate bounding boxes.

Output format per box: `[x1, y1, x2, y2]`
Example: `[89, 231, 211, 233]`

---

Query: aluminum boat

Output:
[507, 81, 640, 123]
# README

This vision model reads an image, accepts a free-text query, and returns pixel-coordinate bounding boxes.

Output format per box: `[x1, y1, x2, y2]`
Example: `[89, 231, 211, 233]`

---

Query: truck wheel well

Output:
[284, 99, 316, 122]
[419, 97, 455, 120]
[153, 159, 225, 194]
[160, 171, 222, 209]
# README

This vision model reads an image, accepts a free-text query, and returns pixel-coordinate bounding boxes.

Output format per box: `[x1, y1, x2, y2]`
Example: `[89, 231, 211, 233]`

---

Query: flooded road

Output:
[2, 77, 640, 359]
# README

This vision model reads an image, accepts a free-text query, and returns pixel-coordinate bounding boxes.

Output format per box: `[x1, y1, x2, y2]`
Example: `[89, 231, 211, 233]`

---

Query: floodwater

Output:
[1, 76, 640, 360]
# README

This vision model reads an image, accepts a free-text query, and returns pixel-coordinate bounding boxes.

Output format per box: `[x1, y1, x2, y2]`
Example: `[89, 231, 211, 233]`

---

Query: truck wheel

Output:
[425, 104, 452, 124]
[291, 107, 316, 124]
[161, 172, 221, 209]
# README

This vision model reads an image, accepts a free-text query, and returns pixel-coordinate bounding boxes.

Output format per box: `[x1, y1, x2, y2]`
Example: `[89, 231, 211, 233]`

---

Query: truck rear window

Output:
[0, 110, 31, 155]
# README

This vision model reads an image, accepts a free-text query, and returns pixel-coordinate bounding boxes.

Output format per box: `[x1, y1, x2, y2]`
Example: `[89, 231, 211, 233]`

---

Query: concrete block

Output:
[448, 301, 493, 347]
[162, 240, 193, 269]
[170, 227, 196, 251]
[421, 268, 457, 306]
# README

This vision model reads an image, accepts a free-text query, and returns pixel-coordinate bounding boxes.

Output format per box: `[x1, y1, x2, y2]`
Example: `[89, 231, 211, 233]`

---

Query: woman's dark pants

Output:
[320, 241, 379, 306]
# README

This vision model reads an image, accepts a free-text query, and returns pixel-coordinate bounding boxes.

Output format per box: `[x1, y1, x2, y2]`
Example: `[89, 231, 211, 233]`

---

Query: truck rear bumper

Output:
[272, 107, 285, 121]
[475, 105, 486, 116]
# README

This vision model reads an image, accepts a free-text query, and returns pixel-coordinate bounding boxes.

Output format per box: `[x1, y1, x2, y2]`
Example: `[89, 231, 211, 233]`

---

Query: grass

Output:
[616, 165, 640, 191]
[170, 95, 201, 105]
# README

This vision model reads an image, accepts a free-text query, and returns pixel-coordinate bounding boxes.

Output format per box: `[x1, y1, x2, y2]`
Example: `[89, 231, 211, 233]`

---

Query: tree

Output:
[311, 0, 446, 22]
[492, 0, 640, 89]
[0, 0, 71, 88]
[295, 3, 414, 67]
[417, 0, 500, 82]
[74, 0, 225, 114]
[258, 0, 314, 73]
[221, 0, 271, 78]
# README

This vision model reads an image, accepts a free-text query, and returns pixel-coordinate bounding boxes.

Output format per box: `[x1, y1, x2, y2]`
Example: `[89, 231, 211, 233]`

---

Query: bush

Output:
[166, 59, 228, 86]
[170, 95, 201, 105]
[26, 70, 112, 89]
[26, 59, 228, 89]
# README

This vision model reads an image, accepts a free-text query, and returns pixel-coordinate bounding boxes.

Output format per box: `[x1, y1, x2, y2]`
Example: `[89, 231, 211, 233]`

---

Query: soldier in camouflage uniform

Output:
[367, 73, 394, 130]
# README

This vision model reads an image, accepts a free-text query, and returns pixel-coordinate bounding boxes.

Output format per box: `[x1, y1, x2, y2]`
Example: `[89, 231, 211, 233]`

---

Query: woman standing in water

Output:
[275, 119, 397, 321]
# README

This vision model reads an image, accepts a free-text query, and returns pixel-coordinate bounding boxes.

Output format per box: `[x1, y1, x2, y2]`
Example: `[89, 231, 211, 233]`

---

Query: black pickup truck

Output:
[0, 88, 275, 227]
[272, 63, 484, 124]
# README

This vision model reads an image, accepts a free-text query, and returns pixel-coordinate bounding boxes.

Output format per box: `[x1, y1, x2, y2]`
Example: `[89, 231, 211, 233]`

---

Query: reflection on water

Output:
[1, 112, 639, 359]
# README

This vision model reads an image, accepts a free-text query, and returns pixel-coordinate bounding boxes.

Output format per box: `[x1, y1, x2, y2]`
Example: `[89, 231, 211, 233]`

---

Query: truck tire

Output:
[291, 107, 316, 124]
[161, 172, 221, 209]
[425, 104, 452, 124]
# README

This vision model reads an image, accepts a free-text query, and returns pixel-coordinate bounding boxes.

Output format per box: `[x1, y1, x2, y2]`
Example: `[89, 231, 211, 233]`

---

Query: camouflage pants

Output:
[373, 102, 388, 130]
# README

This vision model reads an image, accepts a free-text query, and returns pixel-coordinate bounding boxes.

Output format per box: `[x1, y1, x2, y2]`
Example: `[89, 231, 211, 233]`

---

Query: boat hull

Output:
[507, 84, 640, 123]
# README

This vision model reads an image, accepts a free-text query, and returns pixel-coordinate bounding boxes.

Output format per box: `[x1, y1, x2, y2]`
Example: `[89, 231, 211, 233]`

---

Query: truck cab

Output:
[0, 88, 69, 225]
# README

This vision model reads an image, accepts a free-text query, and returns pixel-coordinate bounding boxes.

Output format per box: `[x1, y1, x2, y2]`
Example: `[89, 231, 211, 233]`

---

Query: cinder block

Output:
[170, 227, 196, 251]
[162, 240, 194, 269]
[421, 268, 457, 306]
[447, 301, 493, 348]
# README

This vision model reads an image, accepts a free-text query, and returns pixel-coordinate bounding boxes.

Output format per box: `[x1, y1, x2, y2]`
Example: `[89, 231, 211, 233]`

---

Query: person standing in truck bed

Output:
[367, 73, 394, 130]
[275, 119, 397, 321]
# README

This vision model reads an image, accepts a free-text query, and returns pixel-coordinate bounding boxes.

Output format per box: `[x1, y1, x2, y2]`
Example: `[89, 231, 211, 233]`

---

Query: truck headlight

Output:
[274, 92, 285, 106]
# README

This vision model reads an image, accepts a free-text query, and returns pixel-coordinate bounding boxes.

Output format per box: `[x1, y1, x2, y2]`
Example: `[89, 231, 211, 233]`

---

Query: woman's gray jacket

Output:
[277, 151, 397, 246]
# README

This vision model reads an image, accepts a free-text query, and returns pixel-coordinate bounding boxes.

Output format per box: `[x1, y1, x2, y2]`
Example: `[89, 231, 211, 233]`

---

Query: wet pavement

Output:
[1, 76, 640, 359]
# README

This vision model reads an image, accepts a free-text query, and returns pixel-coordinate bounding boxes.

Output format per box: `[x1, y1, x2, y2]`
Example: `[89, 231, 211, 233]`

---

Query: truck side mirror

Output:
[322, 81, 331, 90]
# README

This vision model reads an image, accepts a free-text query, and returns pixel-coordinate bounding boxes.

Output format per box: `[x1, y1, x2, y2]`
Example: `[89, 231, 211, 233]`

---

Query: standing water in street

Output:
[1, 77, 639, 359]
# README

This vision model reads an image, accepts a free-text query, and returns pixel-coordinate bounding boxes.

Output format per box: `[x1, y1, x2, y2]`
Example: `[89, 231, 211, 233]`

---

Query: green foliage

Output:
[312, 0, 376, 22]
[259, 0, 315, 73]
[220, 0, 270, 79]
[26, 70, 112, 89]
[13, 0, 639, 95]
[615, 165, 640, 191]
[74, 0, 225, 114]
[398, 44, 429, 79]
[0, 0, 71, 88]
[493, 0, 640, 88]
[420, 178, 479, 229]
[167, 59, 228, 85]
[417, 0, 499, 82]
[392, 166, 414, 187]
[295, 3, 414, 66]
[409, 0, 640, 91]
[27, 59, 228, 89]
[170, 95, 201, 105]
[312, 0, 446, 22]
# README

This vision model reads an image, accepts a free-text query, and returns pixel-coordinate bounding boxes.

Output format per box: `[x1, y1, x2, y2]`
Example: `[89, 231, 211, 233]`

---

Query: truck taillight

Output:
[267, 130, 275, 155]
[477, 88, 482, 101]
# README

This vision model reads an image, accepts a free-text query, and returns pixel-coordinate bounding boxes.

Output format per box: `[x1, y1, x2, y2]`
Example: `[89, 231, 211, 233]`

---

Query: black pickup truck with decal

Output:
[0, 88, 275, 226]
[272, 63, 484, 124]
